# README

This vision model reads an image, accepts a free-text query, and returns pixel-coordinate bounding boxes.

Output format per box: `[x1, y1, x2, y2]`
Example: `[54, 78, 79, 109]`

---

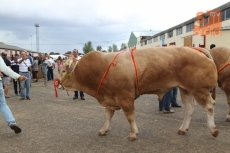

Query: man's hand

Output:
[18, 76, 27, 81]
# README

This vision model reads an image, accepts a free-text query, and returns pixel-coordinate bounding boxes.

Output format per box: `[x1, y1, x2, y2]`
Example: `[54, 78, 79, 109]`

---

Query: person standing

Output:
[0, 55, 27, 133]
[47, 55, 55, 81]
[1, 52, 11, 98]
[57, 56, 63, 74]
[18, 51, 32, 100]
[72, 49, 85, 100]
[171, 87, 181, 107]
[11, 54, 20, 95]
[32, 56, 38, 82]
[40, 54, 48, 86]
[159, 89, 174, 113]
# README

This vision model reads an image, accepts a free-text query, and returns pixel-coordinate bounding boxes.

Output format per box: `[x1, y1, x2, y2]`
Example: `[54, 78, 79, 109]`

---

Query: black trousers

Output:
[74, 91, 84, 97]
[13, 79, 21, 94]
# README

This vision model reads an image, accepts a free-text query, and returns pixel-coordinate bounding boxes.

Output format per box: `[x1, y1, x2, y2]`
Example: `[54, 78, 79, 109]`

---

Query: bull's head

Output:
[58, 55, 79, 91]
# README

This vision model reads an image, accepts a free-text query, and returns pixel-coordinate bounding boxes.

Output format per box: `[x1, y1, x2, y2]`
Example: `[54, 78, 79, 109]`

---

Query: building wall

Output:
[137, 18, 230, 49]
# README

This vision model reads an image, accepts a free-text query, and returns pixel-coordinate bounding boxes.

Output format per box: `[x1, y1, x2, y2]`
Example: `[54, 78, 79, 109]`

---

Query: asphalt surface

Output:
[1, 69, 230, 153]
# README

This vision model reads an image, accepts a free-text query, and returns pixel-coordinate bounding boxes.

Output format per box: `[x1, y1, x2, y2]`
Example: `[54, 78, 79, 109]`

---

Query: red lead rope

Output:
[53, 78, 69, 98]
[53, 78, 60, 98]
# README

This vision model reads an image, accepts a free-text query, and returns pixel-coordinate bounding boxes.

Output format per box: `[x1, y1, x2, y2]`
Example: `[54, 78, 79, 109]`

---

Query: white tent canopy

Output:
[49, 54, 67, 60]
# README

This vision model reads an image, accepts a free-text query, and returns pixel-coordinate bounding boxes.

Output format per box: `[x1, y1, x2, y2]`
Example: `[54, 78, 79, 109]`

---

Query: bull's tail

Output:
[211, 86, 216, 100]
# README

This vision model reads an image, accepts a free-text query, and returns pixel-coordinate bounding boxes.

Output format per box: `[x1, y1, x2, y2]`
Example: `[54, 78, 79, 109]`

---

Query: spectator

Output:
[32, 56, 38, 82]
[1, 52, 11, 98]
[47, 55, 55, 81]
[72, 49, 85, 100]
[11, 54, 20, 95]
[0, 55, 27, 134]
[40, 54, 48, 86]
[18, 51, 32, 100]
[210, 44, 216, 49]
[159, 89, 174, 113]
[57, 56, 63, 74]
[171, 87, 181, 107]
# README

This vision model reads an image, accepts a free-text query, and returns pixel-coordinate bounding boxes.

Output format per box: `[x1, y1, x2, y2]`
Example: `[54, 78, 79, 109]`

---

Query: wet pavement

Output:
[1, 69, 230, 153]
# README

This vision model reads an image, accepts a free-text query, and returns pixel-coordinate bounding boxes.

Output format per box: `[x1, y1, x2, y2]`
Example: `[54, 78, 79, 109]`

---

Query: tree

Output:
[65, 51, 72, 54]
[96, 46, 102, 51]
[108, 46, 112, 52]
[120, 43, 127, 50]
[83, 41, 94, 54]
[49, 52, 60, 55]
[112, 44, 118, 52]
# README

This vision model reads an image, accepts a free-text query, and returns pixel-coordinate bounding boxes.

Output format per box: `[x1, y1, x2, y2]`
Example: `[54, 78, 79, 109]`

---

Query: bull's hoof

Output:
[225, 118, 230, 122]
[177, 130, 185, 135]
[128, 137, 136, 141]
[98, 132, 106, 136]
[212, 129, 219, 138]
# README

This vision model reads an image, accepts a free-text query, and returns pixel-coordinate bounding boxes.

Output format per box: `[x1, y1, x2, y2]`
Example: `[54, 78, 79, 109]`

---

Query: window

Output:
[226, 8, 230, 19]
[147, 39, 152, 44]
[222, 9, 226, 21]
[160, 34, 165, 40]
[144, 40, 147, 45]
[153, 37, 158, 42]
[176, 27, 182, 35]
[168, 30, 173, 38]
[186, 23, 194, 32]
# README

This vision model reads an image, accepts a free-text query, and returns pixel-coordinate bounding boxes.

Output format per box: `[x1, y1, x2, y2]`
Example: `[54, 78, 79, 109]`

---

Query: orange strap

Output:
[217, 62, 230, 74]
[95, 48, 140, 97]
[130, 48, 140, 94]
[95, 51, 124, 96]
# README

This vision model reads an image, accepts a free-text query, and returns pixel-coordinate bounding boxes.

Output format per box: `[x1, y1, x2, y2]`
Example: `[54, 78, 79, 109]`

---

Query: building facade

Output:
[134, 2, 230, 49]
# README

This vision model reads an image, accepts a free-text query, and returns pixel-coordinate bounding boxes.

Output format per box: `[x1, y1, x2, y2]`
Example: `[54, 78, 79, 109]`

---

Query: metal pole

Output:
[34, 24, 39, 53]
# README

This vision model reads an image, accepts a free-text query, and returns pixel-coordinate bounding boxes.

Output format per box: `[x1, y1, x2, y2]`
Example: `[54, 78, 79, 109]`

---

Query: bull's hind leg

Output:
[193, 91, 218, 137]
[99, 107, 115, 136]
[178, 88, 196, 135]
[224, 90, 230, 122]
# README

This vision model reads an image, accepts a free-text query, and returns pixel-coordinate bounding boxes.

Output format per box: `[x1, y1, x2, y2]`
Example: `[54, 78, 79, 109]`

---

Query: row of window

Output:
[141, 7, 230, 45]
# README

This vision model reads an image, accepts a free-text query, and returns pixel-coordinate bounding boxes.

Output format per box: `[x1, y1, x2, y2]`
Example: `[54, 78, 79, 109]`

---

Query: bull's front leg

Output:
[99, 107, 115, 136]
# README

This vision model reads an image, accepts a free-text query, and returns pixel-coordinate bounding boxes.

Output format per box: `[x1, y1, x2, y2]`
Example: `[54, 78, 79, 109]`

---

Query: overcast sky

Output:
[0, 0, 229, 54]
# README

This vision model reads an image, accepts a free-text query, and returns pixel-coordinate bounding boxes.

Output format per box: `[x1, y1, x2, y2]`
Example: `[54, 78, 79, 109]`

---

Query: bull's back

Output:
[133, 47, 217, 94]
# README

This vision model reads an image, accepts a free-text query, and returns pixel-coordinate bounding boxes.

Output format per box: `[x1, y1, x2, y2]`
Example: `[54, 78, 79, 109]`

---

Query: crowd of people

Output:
[0, 49, 85, 134]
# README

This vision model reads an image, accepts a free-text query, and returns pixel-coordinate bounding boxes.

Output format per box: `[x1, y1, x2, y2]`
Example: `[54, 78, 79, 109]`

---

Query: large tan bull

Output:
[210, 46, 230, 122]
[58, 46, 218, 140]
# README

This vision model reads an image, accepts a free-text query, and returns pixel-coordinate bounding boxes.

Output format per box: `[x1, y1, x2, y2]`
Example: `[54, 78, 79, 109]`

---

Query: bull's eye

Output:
[62, 70, 66, 73]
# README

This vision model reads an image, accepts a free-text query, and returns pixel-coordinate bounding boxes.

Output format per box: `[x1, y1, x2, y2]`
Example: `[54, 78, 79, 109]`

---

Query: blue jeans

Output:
[159, 89, 173, 111]
[19, 72, 31, 98]
[47, 67, 53, 81]
[0, 81, 16, 126]
[171, 87, 178, 105]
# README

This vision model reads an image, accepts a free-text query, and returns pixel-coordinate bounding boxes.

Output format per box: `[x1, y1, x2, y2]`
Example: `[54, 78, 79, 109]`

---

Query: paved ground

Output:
[1, 69, 230, 153]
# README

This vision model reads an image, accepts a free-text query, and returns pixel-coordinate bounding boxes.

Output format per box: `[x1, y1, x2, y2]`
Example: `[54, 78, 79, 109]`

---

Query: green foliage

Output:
[49, 52, 60, 55]
[112, 44, 118, 52]
[83, 41, 94, 54]
[108, 46, 112, 52]
[96, 46, 102, 51]
[65, 51, 72, 54]
[120, 43, 127, 50]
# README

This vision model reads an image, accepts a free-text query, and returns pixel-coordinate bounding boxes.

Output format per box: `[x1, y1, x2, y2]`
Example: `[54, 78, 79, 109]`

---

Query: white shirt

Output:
[0, 56, 20, 80]
[47, 58, 54, 67]
[18, 58, 31, 72]
[76, 56, 81, 60]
